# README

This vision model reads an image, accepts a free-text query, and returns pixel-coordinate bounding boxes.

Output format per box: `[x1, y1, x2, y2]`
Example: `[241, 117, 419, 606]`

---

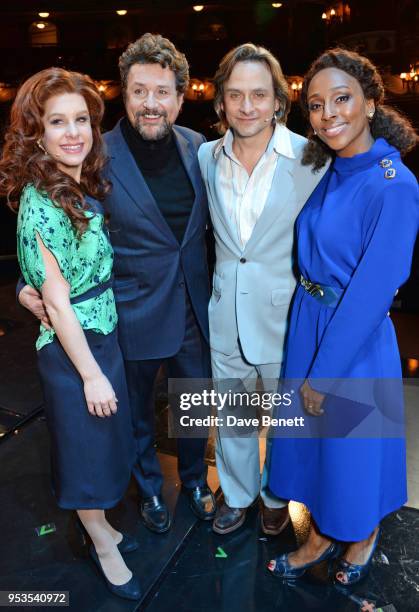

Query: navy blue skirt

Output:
[37, 329, 135, 509]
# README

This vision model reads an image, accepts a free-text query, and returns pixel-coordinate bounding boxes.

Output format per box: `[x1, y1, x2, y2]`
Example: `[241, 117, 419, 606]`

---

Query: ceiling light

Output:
[272, 3, 282, 7]
[322, 12, 327, 19]
[94, 80, 121, 100]
[193, 5, 204, 12]
[330, 8, 336, 16]
[36, 22, 46, 29]
[38, 12, 49, 18]
[116, 9, 127, 16]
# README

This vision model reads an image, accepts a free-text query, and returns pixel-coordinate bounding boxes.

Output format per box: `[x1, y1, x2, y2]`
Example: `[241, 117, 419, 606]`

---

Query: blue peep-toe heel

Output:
[268, 541, 341, 579]
[334, 528, 380, 586]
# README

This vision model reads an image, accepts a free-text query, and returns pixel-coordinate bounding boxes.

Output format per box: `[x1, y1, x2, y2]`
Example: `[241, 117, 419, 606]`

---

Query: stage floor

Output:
[0, 418, 418, 612]
[1, 282, 419, 611]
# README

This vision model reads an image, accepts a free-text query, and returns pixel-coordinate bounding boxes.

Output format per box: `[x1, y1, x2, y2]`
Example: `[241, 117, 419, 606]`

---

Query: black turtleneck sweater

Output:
[120, 117, 195, 244]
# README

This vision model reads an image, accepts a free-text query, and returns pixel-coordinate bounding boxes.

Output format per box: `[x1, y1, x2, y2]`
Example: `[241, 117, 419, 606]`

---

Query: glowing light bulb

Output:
[193, 5, 204, 12]
[407, 359, 419, 374]
[36, 22, 46, 29]
[272, 3, 282, 7]
[330, 8, 336, 16]
[38, 12, 49, 18]
[322, 12, 327, 19]
[116, 9, 127, 16]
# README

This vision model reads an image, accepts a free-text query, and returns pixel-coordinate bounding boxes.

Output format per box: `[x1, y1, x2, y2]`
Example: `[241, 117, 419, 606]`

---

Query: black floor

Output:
[0, 415, 205, 611]
[1, 414, 418, 612]
[1, 280, 419, 611]
[143, 506, 419, 612]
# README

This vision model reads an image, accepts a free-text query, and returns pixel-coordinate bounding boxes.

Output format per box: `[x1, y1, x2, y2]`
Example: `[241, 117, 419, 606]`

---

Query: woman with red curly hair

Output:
[0, 68, 140, 600]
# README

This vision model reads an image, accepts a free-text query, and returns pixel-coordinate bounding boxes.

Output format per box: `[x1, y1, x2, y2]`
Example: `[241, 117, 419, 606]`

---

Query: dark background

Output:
[0, 0, 418, 308]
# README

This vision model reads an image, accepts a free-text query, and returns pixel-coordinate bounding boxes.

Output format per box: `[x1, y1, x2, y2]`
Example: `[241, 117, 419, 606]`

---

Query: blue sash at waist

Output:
[70, 276, 113, 305]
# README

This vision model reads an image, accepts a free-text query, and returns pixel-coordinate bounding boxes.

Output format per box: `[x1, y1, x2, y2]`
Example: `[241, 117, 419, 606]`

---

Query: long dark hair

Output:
[300, 48, 418, 171]
[0, 67, 110, 233]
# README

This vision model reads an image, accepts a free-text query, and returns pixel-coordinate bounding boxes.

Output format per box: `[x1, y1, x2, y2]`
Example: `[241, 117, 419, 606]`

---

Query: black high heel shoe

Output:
[267, 542, 341, 579]
[89, 545, 142, 600]
[334, 528, 380, 586]
[76, 517, 139, 554]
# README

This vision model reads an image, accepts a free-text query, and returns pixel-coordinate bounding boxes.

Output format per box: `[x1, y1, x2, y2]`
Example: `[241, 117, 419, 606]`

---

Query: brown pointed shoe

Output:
[261, 505, 290, 536]
[213, 502, 247, 534]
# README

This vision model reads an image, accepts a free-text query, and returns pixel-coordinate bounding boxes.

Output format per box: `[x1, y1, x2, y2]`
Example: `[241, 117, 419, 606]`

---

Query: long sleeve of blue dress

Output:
[308, 179, 419, 380]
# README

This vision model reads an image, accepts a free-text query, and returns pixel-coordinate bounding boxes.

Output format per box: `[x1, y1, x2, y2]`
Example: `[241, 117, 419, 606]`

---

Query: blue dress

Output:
[269, 138, 419, 541]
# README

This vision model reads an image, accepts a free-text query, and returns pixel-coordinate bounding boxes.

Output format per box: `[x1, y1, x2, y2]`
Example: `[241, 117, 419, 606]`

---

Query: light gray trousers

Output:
[211, 340, 288, 509]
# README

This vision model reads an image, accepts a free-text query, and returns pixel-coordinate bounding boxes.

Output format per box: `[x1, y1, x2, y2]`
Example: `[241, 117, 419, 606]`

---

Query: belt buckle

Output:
[309, 284, 324, 298]
[301, 275, 324, 298]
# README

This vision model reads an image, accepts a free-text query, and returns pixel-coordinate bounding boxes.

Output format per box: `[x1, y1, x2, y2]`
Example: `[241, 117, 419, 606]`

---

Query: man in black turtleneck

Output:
[104, 35, 215, 531]
[120, 118, 195, 244]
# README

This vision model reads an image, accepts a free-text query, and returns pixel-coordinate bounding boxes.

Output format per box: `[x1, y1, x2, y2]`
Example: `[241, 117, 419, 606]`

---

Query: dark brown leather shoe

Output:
[212, 502, 247, 534]
[260, 504, 290, 536]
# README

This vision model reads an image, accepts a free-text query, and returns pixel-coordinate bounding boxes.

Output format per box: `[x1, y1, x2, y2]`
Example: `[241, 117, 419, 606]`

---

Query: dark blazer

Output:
[103, 119, 210, 361]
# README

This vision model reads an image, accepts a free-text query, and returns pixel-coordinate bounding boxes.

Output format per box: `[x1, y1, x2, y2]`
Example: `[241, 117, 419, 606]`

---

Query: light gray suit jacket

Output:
[198, 126, 328, 365]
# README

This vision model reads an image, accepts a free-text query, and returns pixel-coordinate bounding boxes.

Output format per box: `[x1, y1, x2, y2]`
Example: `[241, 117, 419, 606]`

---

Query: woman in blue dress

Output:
[267, 48, 418, 584]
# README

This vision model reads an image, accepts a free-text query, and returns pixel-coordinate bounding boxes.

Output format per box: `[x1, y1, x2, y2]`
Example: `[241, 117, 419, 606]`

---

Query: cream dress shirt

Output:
[213, 123, 296, 248]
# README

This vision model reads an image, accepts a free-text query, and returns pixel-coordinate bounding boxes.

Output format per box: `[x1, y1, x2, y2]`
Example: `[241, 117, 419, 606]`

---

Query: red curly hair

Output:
[0, 67, 110, 233]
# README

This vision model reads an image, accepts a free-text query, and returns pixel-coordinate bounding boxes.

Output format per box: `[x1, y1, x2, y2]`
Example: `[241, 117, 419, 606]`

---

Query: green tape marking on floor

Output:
[35, 523, 56, 536]
[215, 547, 227, 558]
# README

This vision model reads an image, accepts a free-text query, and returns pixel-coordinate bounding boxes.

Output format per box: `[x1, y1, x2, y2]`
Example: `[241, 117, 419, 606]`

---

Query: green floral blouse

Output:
[17, 184, 117, 351]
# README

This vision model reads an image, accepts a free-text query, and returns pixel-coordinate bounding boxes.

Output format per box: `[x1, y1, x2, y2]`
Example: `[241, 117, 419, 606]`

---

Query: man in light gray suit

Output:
[198, 44, 328, 534]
